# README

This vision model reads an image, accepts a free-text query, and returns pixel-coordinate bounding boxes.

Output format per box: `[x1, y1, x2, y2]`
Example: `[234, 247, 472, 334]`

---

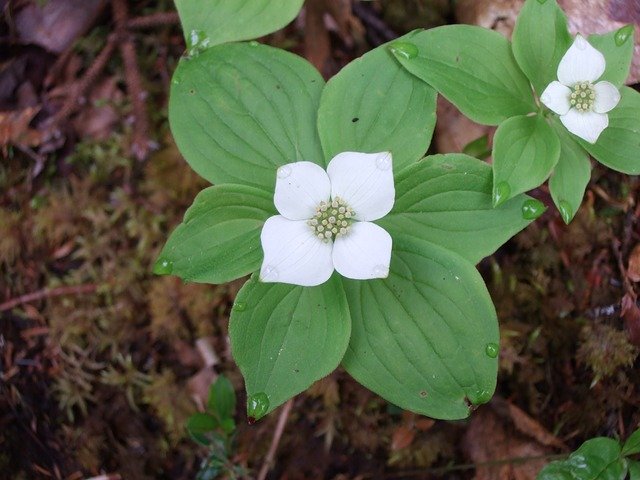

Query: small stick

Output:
[112, 0, 152, 160]
[256, 399, 294, 480]
[127, 12, 180, 29]
[49, 34, 118, 125]
[0, 284, 97, 312]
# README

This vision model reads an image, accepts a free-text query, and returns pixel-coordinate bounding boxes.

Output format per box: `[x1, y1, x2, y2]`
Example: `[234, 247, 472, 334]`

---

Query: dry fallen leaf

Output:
[0, 106, 43, 155]
[627, 244, 640, 283]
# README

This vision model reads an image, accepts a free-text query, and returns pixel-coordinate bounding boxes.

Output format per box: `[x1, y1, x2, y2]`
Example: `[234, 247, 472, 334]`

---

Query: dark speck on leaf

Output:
[352, 117, 359, 123]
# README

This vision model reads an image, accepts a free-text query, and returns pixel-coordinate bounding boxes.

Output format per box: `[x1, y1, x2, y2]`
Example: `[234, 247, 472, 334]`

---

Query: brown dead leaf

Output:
[621, 293, 640, 346]
[15, 0, 105, 54]
[0, 106, 43, 154]
[72, 77, 122, 141]
[435, 97, 494, 158]
[463, 402, 558, 480]
[627, 244, 640, 282]
[391, 425, 416, 451]
[187, 368, 216, 409]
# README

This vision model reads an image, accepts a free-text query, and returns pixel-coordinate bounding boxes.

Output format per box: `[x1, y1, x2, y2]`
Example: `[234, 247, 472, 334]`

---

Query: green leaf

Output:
[549, 119, 591, 224]
[492, 114, 560, 206]
[208, 376, 236, 422]
[154, 184, 275, 284]
[390, 25, 536, 125]
[186, 413, 219, 446]
[462, 135, 491, 160]
[175, 0, 304, 49]
[229, 274, 351, 419]
[622, 429, 640, 457]
[169, 43, 324, 189]
[581, 87, 640, 174]
[629, 460, 640, 480]
[537, 437, 626, 480]
[317, 31, 437, 171]
[511, 0, 572, 95]
[341, 236, 499, 419]
[589, 25, 635, 87]
[378, 153, 534, 265]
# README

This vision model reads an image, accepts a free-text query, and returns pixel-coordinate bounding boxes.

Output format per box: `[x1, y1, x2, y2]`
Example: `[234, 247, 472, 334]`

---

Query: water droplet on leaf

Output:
[492, 181, 511, 207]
[467, 388, 492, 406]
[375, 153, 392, 171]
[277, 165, 292, 178]
[247, 392, 269, 422]
[153, 258, 173, 275]
[615, 24, 634, 46]
[249, 40, 259, 47]
[558, 200, 573, 224]
[234, 302, 246, 312]
[485, 343, 499, 358]
[389, 41, 419, 60]
[521, 199, 546, 220]
[187, 30, 211, 56]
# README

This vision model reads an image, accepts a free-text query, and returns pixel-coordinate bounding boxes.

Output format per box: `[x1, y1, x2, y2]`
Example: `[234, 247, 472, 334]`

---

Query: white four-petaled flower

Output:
[259, 151, 395, 287]
[540, 34, 621, 144]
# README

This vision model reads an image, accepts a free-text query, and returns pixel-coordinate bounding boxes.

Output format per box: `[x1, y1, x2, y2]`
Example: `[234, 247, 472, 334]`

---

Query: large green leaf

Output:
[537, 437, 627, 480]
[549, 119, 591, 224]
[622, 429, 640, 457]
[341, 236, 499, 420]
[511, 0, 572, 96]
[390, 25, 536, 125]
[377, 154, 535, 265]
[492, 114, 560, 206]
[229, 274, 350, 419]
[317, 31, 437, 171]
[589, 25, 635, 87]
[581, 87, 640, 174]
[169, 43, 325, 189]
[629, 460, 640, 480]
[153, 184, 275, 284]
[175, 0, 304, 49]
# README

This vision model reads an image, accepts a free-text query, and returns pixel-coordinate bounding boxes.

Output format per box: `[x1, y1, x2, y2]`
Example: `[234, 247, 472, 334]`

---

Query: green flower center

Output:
[308, 197, 355, 242]
[570, 82, 596, 112]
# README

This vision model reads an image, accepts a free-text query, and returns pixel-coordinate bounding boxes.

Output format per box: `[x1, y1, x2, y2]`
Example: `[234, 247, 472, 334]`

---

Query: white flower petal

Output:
[560, 109, 609, 144]
[593, 81, 621, 114]
[327, 151, 395, 222]
[274, 161, 331, 221]
[540, 81, 572, 115]
[260, 215, 334, 287]
[332, 222, 392, 280]
[557, 34, 606, 86]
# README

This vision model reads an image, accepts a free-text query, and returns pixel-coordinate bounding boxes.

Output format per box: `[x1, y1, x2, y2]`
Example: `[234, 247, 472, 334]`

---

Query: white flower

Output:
[259, 151, 395, 287]
[540, 34, 621, 144]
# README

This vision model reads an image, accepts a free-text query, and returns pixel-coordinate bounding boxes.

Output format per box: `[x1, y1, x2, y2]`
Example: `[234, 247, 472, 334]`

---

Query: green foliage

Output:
[588, 26, 635, 87]
[580, 87, 640, 175]
[169, 42, 325, 189]
[378, 154, 536, 265]
[175, 0, 304, 50]
[229, 275, 351, 419]
[389, 26, 536, 125]
[492, 114, 561, 207]
[154, 184, 276, 284]
[538, 435, 636, 480]
[511, 0, 572, 96]
[341, 235, 500, 419]
[317, 32, 437, 172]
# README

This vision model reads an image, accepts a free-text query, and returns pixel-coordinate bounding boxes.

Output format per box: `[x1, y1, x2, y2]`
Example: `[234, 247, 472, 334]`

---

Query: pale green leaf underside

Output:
[317, 31, 437, 171]
[169, 42, 325, 190]
[511, 0, 572, 96]
[549, 120, 591, 223]
[156, 184, 275, 284]
[589, 28, 635, 87]
[341, 236, 498, 420]
[378, 154, 534, 265]
[229, 274, 351, 416]
[393, 25, 536, 125]
[492, 114, 561, 202]
[581, 87, 640, 174]
[175, 0, 304, 47]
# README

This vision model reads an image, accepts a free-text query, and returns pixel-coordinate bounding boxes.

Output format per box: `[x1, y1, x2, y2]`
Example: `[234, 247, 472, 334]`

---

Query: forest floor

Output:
[1, 1, 640, 479]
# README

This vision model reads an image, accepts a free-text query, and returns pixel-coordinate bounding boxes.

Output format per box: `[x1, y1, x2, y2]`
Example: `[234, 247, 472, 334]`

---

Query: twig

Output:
[49, 34, 118, 125]
[112, 0, 152, 161]
[256, 399, 294, 480]
[0, 284, 97, 312]
[127, 12, 180, 29]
